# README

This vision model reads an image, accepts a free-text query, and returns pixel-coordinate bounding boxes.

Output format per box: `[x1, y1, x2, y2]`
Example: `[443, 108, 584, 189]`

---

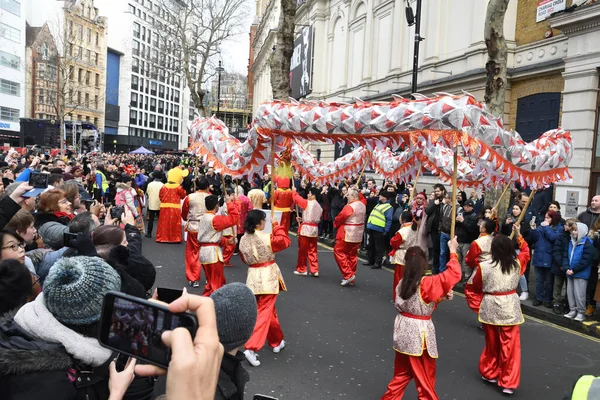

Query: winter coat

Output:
[455, 210, 479, 244]
[552, 229, 570, 275]
[214, 351, 250, 400]
[0, 196, 21, 231]
[425, 199, 442, 234]
[501, 217, 532, 246]
[33, 212, 70, 250]
[530, 223, 563, 268]
[578, 208, 600, 230]
[563, 223, 595, 280]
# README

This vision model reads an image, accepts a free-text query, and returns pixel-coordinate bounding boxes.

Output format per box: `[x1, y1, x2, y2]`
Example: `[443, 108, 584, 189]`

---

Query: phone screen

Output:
[157, 287, 184, 304]
[29, 172, 48, 188]
[99, 291, 198, 368]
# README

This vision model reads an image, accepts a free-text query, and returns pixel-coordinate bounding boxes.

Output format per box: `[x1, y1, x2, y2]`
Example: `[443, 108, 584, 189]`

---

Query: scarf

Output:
[54, 211, 75, 221]
[14, 294, 113, 367]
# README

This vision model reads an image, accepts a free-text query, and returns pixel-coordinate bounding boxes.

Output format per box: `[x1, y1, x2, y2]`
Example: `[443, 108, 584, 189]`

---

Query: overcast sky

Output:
[219, 0, 255, 77]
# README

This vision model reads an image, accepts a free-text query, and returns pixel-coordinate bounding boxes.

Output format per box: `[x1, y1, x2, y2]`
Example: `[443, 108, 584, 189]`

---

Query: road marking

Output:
[307, 234, 600, 342]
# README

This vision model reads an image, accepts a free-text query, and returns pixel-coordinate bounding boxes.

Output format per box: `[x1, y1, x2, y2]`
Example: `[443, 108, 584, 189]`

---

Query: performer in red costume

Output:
[389, 211, 418, 301]
[240, 210, 291, 367]
[156, 167, 188, 243]
[292, 186, 323, 277]
[272, 176, 294, 234]
[333, 187, 367, 287]
[381, 238, 461, 400]
[464, 219, 496, 313]
[468, 224, 530, 395]
[182, 178, 210, 287]
[197, 194, 239, 296]
[221, 188, 237, 267]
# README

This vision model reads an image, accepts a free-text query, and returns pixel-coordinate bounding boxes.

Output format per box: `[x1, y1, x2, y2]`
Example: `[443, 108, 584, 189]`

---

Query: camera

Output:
[111, 206, 125, 220]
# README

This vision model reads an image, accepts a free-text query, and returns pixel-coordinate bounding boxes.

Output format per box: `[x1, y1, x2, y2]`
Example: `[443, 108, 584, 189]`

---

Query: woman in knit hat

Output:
[0, 256, 139, 399]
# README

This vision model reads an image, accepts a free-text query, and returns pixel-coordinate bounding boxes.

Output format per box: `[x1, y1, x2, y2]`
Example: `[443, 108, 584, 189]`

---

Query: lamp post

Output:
[113, 139, 117, 154]
[405, 0, 424, 94]
[216, 61, 225, 117]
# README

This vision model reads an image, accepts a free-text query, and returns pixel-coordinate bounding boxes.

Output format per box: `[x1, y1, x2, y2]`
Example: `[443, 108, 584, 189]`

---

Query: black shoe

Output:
[552, 304, 563, 315]
[362, 262, 374, 266]
[543, 301, 552, 309]
[532, 299, 542, 306]
[371, 265, 382, 269]
[145, 234, 152, 238]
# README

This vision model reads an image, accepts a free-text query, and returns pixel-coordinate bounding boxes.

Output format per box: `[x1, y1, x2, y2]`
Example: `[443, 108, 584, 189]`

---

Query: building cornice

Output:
[550, 2, 600, 35]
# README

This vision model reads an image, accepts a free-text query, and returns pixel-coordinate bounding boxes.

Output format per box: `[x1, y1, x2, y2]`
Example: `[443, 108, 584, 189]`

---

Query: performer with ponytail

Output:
[292, 186, 323, 277]
[464, 218, 497, 314]
[239, 210, 291, 367]
[468, 224, 530, 395]
[381, 237, 462, 400]
[389, 211, 419, 301]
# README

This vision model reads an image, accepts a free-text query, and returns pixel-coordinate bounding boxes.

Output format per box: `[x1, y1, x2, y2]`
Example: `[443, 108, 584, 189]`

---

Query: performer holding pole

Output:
[389, 211, 419, 301]
[467, 224, 530, 395]
[381, 237, 461, 400]
[292, 186, 323, 277]
[333, 187, 367, 287]
[450, 151, 458, 239]
[196, 194, 240, 296]
[182, 178, 210, 288]
[509, 190, 536, 239]
[221, 188, 237, 267]
[240, 210, 291, 367]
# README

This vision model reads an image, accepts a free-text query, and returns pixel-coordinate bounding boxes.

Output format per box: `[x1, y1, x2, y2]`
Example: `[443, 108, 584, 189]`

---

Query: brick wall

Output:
[516, 0, 573, 45]
[507, 73, 564, 129]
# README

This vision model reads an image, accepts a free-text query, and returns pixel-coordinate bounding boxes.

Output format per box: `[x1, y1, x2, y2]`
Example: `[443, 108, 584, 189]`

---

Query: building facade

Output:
[25, 23, 59, 121]
[208, 71, 252, 135]
[95, 0, 191, 152]
[0, 0, 26, 146]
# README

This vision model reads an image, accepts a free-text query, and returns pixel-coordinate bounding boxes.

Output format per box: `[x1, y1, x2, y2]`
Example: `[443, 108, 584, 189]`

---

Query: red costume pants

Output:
[392, 264, 405, 301]
[381, 350, 438, 400]
[334, 240, 360, 280]
[480, 324, 521, 390]
[297, 235, 318, 274]
[185, 232, 201, 282]
[222, 236, 236, 266]
[245, 294, 284, 352]
[202, 261, 226, 297]
[280, 211, 291, 234]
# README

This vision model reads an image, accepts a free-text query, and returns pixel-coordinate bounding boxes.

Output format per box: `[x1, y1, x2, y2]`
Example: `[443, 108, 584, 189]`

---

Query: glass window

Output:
[0, 106, 19, 121]
[96, 32, 99, 45]
[129, 4, 135, 13]
[87, 28, 91, 43]
[133, 22, 140, 38]
[0, 0, 20, 16]
[38, 63, 45, 79]
[95, 73, 100, 86]
[0, 50, 19, 69]
[38, 88, 44, 104]
[78, 25, 83, 40]
[0, 79, 20, 96]
[0, 22, 20, 43]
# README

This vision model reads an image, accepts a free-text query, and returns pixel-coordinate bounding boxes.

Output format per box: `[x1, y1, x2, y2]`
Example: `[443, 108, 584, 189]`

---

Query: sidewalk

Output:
[309, 231, 600, 339]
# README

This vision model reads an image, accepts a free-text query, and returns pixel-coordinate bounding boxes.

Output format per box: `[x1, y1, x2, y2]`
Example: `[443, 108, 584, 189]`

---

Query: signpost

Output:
[565, 190, 579, 218]
[536, 0, 566, 22]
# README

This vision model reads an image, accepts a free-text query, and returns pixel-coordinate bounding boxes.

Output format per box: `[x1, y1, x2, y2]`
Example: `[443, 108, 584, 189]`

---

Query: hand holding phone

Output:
[133, 292, 223, 400]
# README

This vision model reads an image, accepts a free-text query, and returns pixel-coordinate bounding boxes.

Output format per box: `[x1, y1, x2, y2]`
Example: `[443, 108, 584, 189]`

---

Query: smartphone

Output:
[63, 232, 78, 247]
[156, 287, 184, 304]
[29, 172, 48, 188]
[530, 216, 537, 226]
[254, 396, 279, 400]
[111, 206, 125, 220]
[98, 291, 198, 369]
[83, 199, 95, 210]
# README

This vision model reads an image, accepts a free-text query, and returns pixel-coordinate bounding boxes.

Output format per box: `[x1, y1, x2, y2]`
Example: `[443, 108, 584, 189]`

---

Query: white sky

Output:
[219, 0, 255, 76]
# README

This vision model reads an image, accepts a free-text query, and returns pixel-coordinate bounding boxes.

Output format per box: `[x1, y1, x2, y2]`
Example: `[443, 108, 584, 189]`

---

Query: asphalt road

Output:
[143, 233, 600, 400]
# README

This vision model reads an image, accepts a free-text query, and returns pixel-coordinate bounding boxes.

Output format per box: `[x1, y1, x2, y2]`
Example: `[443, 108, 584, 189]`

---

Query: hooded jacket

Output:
[33, 212, 70, 250]
[563, 222, 594, 280]
[530, 223, 563, 268]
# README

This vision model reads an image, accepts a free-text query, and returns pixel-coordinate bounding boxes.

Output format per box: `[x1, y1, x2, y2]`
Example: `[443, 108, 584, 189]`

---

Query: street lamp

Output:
[113, 139, 117, 153]
[216, 61, 225, 116]
[405, 0, 424, 95]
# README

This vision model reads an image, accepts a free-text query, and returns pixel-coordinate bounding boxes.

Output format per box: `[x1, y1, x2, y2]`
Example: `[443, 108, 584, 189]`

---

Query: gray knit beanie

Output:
[43, 256, 121, 326]
[210, 282, 258, 351]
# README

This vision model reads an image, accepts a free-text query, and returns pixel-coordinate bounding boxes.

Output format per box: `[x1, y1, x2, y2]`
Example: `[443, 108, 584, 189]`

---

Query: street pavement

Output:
[143, 234, 600, 399]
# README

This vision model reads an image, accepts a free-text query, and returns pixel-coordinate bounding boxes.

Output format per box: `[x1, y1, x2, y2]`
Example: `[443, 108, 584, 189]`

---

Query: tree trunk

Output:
[484, 0, 511, 212]
[484, 0, 510, 117]
[270, 0, 296, 100]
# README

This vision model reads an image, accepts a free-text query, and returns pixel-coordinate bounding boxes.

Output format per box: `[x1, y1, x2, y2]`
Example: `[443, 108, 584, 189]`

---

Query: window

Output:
[38, 88, 44, 104]
[78, 25, 83, 40]
[0, 22, 20, 43]
[129, 4, 135, 13]
[85, 116, 90, 122]
[69, 65, 74, 80]
[133, 22, 140, 38]
[85, 49, 90, 62]
[150, 114, 155, 127]
[87, 28, 91, 43]
[94, 117, 98, 127]
[132, 57, 139, 72]
[94, 95, 98, 108]
[95, 32, 99, 45]
[130, 109, 137, 124]
[0, 0, 20, 16]
[158, 116, 163, 129]
[150, 81, 157, 94]
[38, 63, 45, 79]
[85, 71, 90, 85]
[131, 75, 139, 90]
[85, 93, 90, 107]
[78, 68, 83, 82]
[0, 106, 19, 121]
[0, 50, 19, 69]
[158, 100, 164, 113]
[0, 79, 19, 96]
[77, 92, 81, 104]
[95, 73, 99, 87]
[90, 52, 97, 65]
[150, 98, 156, 111]
[68, 20, 73, 36]
[131, 92, 138, 106]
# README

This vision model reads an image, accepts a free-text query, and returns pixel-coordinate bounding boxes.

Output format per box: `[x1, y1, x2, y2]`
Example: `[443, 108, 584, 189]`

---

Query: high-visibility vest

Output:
[94, 170, 109, 193]
[367, 202, 392, 228]
[571, 375, 600, 399]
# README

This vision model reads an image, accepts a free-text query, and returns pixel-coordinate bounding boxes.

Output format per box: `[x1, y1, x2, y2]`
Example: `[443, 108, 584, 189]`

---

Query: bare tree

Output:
[153, 0, 248, 117]
[270, 0, 296, 100]
[484, 0, 510, 117]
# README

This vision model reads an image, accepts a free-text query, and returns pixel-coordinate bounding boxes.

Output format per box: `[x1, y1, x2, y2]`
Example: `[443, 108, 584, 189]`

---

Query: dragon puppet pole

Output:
[270, 138, 276, 220]
[356, 152, 372, 188]
[221, 172, 226, 198]
[510, 189, 537, 240]
[193, 157, 198, 192]
[409, 166, 422, 203]
[450, 151, 458, 240]
[493, 183, 512, 212]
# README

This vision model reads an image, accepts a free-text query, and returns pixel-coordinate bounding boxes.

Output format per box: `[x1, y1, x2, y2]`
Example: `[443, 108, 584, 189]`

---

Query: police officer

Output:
[364, 191, 394, 269]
